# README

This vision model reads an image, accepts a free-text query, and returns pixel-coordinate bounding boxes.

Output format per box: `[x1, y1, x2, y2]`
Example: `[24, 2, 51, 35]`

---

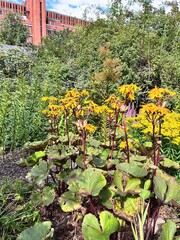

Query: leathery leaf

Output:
[69, 168, 106, 197]
[59, 191, 82, 212]
[17, 221, 52, 240]
[82, 211, 118, 240]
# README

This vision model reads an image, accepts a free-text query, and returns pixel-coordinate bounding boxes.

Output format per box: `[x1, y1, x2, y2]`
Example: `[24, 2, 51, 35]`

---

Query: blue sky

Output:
[12, 1, 178, 19]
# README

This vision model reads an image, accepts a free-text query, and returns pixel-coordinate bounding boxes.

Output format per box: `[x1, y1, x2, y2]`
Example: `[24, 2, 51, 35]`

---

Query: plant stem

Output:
[122, 113, 130, 163]
[156, 122, 162, 165]
[111, 110, 119, 155]
[65, 112, 70, 144]
[152, 121, 156, 165]
[82, 130, 87, 169]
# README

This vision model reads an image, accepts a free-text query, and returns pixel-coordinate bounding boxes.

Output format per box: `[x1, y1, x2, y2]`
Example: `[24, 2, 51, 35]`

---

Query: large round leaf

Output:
[113, 170, 141, 196]
[26, 160, 48, 186]
[116, 162, 148, 177]
[17, 221, 52, 240]
[42, 186, 56, 206]
[69, 168, 107, 197]
[59, 191, 82, 212]
[82, 211, 118, 240]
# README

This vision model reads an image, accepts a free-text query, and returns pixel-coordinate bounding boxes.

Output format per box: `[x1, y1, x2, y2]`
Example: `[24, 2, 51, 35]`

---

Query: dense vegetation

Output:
[0, 1, 180, 239]
[0, 12, 29, 46]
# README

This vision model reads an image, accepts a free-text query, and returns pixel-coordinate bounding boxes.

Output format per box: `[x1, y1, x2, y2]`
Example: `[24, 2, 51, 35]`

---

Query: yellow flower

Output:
[119, 141, 126, 149]
[81, 90, 89, 97]
[131, 110, 180, 145]
[94, 105, 110, 114]
[140, 103, 170, 122]
[161, 112, 180, 145]
[65, 90, 80, 98]
[105, 94, 123, 110]
[85, 124, 97, 133]
[118, 84, 140, 101]
[41, 96, 49, 102]
[148, 86, 176, 100]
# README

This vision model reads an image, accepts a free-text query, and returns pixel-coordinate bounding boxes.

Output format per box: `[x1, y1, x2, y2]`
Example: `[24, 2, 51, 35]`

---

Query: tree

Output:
[0, 12, 29, 45]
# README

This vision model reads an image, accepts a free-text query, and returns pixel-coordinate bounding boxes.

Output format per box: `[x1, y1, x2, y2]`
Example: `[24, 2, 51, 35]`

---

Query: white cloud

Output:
[50, 0, 109, 19]
[8, 0, 180, 19]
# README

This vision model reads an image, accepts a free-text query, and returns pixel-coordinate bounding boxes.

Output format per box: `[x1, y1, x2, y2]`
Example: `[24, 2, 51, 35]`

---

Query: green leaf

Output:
[154, 174, 180, 207]
[23, 139, 50, 151]
[26, 160, 48, 186]
[82, 214, 102, 240]
[125, 177, 141, 193]
[113, 197, 141, 221]
[69, 168, 106, 197]
[26, 151, 46, 167]
[86, 146, 100, 156]
[87, 137, 101, 147]
[17, 221, 52, 240]
[117, 162, 148, 177]
[154, 176, 167, 202]
[100, 186, 114, 209]
[130, 155, 147, 162]
[93, 156, 106, 167]
[82, 211, 118, 240]
[100, 211, 119, 235]
[159, 158, 180, 169]
[159, 220, 176, 240]
[31, 191, 41, 206]
[42, 186, 55, 206]
[140, 189, 151, 200]
[113, 170, 123, 192]
[59, 191, 82, 212]
[144, 179, 152, 190]
[76, 154, 92, 168]
[165, 179, 180, 207]
[113, 170, 141, 196]
[48, 144, 78, 162]
[144, 142, 152, 148]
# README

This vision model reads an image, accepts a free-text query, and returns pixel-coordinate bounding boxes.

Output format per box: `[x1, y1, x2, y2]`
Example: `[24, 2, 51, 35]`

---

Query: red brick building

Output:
[0, 0, 90, 45]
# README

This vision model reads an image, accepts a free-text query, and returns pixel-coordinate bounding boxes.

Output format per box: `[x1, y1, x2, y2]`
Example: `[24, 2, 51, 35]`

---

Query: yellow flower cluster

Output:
[41, 97, 62, 117]
[85, 124, 97, 133]
[65, 89, 89, 99]
[140, 103, 170, 122]
[105, 94, 128, 114]
[118, 84, 140, 101]
[131, 111, 180, 145]
[161, 112, 180, 145]
[41, 97, 58, 102]
[148, 86, 176, 101]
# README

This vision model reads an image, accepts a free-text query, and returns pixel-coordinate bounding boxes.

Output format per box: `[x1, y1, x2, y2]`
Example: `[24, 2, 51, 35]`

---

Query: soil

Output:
[0, 150, 179, 240]
[0, 149, 29, 184]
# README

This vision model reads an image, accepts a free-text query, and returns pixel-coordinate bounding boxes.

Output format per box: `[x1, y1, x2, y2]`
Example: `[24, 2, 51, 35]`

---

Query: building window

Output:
[0, 9, 2, 15]
[49, 20, 55, 25]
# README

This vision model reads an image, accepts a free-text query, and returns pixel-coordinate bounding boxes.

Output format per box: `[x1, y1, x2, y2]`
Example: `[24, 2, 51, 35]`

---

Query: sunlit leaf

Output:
[17, 221, 52, 240]
[159, 220, 176, 240]
[26, 160, 48, 186]
[59, 191, 82, 212]
[82, 211, 118, 240]
[69, 168, 106, 197]
[117, 162, 148, 177]
[42, 186, 55, 206]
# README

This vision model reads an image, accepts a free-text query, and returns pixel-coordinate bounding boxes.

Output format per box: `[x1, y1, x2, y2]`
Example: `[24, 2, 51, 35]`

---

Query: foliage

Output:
[1, 2, 180, 239]
[37, 2, 180, 93]
[17, 221, 53, 240]
[0, 12, 29, 45]
[0, 179, 40, 240]
[82, 211, 118, 240]
[159, 220, 177, 240]
[22, 85, 180, 240]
